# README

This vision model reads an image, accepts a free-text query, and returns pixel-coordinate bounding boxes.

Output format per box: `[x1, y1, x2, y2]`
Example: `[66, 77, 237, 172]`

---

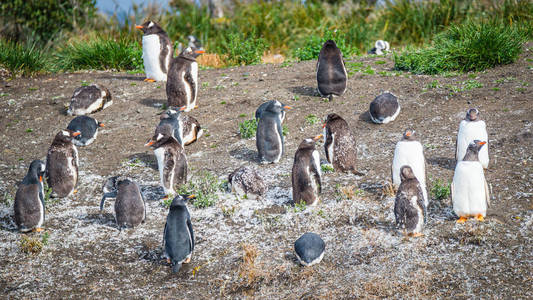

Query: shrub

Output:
[305, 114, 320, 126]
[0, 40, 50, 77]
[238, 119, 258, 139]
[178, 171, 223, 209]
[431, 179, 451, 200]
[224, 31, 268, 66]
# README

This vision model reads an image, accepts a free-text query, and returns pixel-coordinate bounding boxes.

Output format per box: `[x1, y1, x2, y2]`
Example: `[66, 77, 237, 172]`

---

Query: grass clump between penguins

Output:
[177, 171, 224, 209]
[238, 119, 288, 139]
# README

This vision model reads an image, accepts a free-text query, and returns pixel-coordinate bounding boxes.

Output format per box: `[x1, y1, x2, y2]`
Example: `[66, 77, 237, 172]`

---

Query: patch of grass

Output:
[292, 202, 307, 213]
[293, 95, 299, 101]
[426, 80, 441, 89]
[220, 101, 226, 104]
[293, 30, 359, 61]
[282, 125, 289, 137]
[25, 128, 33, 133]
[178, 171, 223, 209]
[238, 113, 247, 118]
[0, 93, 8, 97]
[0, 40, 50, 77]
[202, 82, 209, 88]
[1, 192, 13, 206]
[41, 232, 50, 246]
[462, 79, 483, 90]
[516, 87, 526, 92]
[238, 243, 262, 285]
[491, 87, 500, 91]
[375, 60, 387, 65]
[431, 179, 450, 200]
[225, 31, 268, 66]
[321, 164, 334, 173]
[19, 235, 43, 254]
[304, 114, 319, 126]
[238, 119, 258, 139]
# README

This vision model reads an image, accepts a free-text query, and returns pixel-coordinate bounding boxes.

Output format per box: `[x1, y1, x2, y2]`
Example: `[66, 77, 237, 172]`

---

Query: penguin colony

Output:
[12, 23, 493, 273]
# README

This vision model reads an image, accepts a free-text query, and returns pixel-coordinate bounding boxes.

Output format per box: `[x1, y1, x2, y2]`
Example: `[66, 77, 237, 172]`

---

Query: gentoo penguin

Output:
[67, 84, 112, 116]
[136, 20, 172, 82]
[456, 108, 489, 168]
[369, 91, 400, 124]
[292, 135, 322, 206]
[323, 113, 358, 174]
[100, 176, 146, 229]
[163, 194, 195, 273]
[255, 100, 287, 122]
[228, 166, 267, 198]
[14, 160, 46, 232]
[316, 40, 348, 100]
[391, 128, 428, 206]
[394, 166, 426, 237]
[294, 232, 325, 266]
[368, 40, 390, 55]
[178, 35, 203, 53]
[256, 100, 291, 164]
[46, 130, 80, 198]
[145, 124, 187, 197]
[158, 107, 203, 146]
[166, 47, 205, 112]
[452, 140, 490, 223]
[66, 116, 104, 146]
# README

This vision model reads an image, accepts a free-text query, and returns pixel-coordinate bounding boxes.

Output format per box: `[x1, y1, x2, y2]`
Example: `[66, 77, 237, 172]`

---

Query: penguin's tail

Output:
[172, 262, 182, 273]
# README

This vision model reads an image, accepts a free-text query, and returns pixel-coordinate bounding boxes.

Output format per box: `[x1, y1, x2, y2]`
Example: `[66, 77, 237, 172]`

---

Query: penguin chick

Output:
[256, 100, 291, 164]
[294, 232, 325, 266]
[14, 160, 46, 232]
[166, 47, 205, 112]
[292, 135, 322, 206]
[177, 35, 203, 54]
[100, 176, 146, 229]
[452, 140, 490, 223]
[46, 130, 80, 198]
[67, 84, 112, 116]
[323, 113, 359, 174]
[163, 194, 195, 273]
[136, 20, 173, 82]
[394, 166, 426, 237]
[456, 108, 489, 168]
[255, 100, 287, 122]
[158, 107, 203, 146]
[368, 40, 390, 55]
[316, 40, 348, 100]
[369, 91, 400, 124]
[228, 166, 267, 198]
[66, 115, 104, 146]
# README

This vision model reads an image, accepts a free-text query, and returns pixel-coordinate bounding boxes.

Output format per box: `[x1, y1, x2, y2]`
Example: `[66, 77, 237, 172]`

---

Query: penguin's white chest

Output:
[457, 120, 489, 167]
[452, 161, 488, 217]
[273, 121, 283, 163]
[154, 147, 170, 194]
[392, 141, 425, 186]
[142, 35, 167, 81]
[410, 196, 424, 233]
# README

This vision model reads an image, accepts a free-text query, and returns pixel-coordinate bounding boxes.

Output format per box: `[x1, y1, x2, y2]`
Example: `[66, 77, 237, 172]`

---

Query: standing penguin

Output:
[100, 176, 146, 229]
[136, 20, 173, 82]
[163, 194, 195, 273]
[394, 166, 426, 237]
[369, 91, 400, 124]
[255, 100, 287, 122]
[316, 40, 348, 100]
[456, 108, 489, 169]
[368, 40, 390, 55]
[157, 107, 203, 146]
[323, 113, 358, 173]
[292, 135, 322, 206]
[166, 47, 205, 112]
[67, 84, 112, 116]
[294, 232, 326, 266]
[14, 160, 46, 232]
[391, 128, 428, 206]
[46, 130, 80, 198]
[67, 116, 105, 146]
[145, 124, 187, 197]
[256, 100, 291, 164]
[452, 140, 490, 223]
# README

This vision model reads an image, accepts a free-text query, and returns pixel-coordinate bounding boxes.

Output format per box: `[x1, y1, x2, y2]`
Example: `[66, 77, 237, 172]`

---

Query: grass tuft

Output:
[178, 171, 223, 209]
[238, 119, 258, 139]
[431, 179, 451, 200]
[19, 235, 43, 254]
[0, 40, 50, 77]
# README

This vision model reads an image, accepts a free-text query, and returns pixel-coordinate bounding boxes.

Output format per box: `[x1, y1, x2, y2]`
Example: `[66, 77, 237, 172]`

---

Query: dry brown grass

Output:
[19, 235, 43, 254]
[238, 243, 263, 285]
[197, 53, 228, 68]
[261, 51, 285, 64]
[382, 181, 397, 198]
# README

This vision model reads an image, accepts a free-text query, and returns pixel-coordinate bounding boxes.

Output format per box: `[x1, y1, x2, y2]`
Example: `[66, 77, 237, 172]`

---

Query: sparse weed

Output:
[292, 202, 307, 213]
[431, 179, 450, 200]
[238, 119, 258, 139]
[178, 171, 222, 209]
[41, 232, 50, 246]
[463, 79, 483, 90]
[19, 235, 43, 254]
[426, 80, 441, 89]
[304, 114, 319, 126]
[238, 113, 246, 118]
[238, 243, 262, 285]
[282, 125, 288, 137]
[321, 164, 334, 173]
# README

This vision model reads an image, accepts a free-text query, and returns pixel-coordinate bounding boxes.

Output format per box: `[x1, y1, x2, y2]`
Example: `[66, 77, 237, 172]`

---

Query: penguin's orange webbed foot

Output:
[476, 214, 485, 221]
[162, 195, 169, 201]
[73, 189, 78, 194]
[144, 78, 156, 82]
[411, 232, 424, 237]
[456, 216, 468, 224]
[33, 227, 44, 232]
[184, 257, 191, 264]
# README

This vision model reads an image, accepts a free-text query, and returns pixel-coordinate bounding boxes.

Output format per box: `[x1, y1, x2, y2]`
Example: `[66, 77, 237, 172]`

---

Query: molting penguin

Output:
[228, 166, 267, 198]
[316, 40, 348, 100]
[369, 91, 400, 124]
[391, 128, 428, 206]
[163, 194, 195, 273]
[368, 40, 390, 55]
[100, 176, 146, 229]
[136, 20, 173, 82]
[292, 135, 322, 206]
[256, 100, 291, 164]
[294, 232, 325, 266]
[14, 160, 46, 232]
[66, 116, 104, 146]
[158, 107, 203, 146]
[145, 124, 187, 197]
[46, 130, 80, 198]
[452, 140, 490, 223]
[323, 113, 358, 174]
[255, 100, 288, 122]
[67, 84, 112, 116]
[394, 166, 426, 237]
[456, 108, 489, 168]
[166, 47, 205, 112]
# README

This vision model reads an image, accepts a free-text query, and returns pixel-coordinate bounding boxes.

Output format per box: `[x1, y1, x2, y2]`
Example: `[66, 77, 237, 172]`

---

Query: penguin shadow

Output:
[228, 145, 260, 163]
[427, 156, 456, 170]
[128, 152, 157, 170]
[0, 215, 18, 232]
[140, 98, 166, 109]
[352, 214, 396, 234]
[357, 111, 374, 124]
[82, 211, 117, 229]
[140, 185, 166, 202]
[289, 86, 320, 97]
[100, 75, 145, 82]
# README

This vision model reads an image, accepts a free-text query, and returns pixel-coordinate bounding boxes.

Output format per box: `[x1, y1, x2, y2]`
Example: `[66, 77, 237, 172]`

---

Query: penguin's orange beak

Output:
[145, 140, 154, 147]
[313, 134, 323, 141]
[195, 50, 205, 54]
[283, 105, 292, 110]
[179, 106, 187, 111]
[479, 141, 486, 145]
[135, 25, 143, 29]
[187, 194, 196, 199]
[99, 123, 105, 127]
[39, 176, 42, 182]
[72, 131, 81, 137]
[405, 131, 411, 137]
[322, 123, 326, 128]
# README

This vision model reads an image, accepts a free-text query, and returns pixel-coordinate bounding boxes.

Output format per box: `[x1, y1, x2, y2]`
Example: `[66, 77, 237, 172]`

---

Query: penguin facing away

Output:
[228, 166, 267, 198]
[369, 91, 400, 124]
[294, 232, 326, 266]
[14, 160, 46, 232]
[46, 130, 80, 198]
[100, 176, 146, 229]
[316, 40, 348, 100]
[67, 84, 112, 116]
[256, 100, 291, 164]
[368, 40, 390, 55]
[166, 47, 205, 112]
[158, 107, 203, 146]
[67, 115, 104, 146]
[452, 140, 490, 223]
[456, 108, 489, 169]
[255, 100, 287, 122]
[292, 135, 323, 206]
[394, 166, 426, 237]
[136, 20, 173, 82]
[163, 194, 195, 273]
[323, 113, 358, 174]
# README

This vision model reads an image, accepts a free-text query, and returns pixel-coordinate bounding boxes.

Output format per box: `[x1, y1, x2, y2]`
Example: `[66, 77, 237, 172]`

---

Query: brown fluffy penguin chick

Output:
[292, 135, 323, 206]
[67, 84, 112, 116]
[228, 166, 267, 198]
[394, 166, 426, 237]
[100, 176, 146, 229]
[46, 130, 81, 198]
[323, 113, 359, 174]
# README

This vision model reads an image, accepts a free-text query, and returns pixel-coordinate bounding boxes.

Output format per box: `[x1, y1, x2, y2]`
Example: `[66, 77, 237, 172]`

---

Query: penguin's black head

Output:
[170, 194, 195, 208]
[188, 35, 202, 49]
[402, 128, 416, 141]
[265, 100, 291, 114]
[135, 21, 165, 35]
[53, 130, 81, 144]
[102, 176, 119, 194]
[299, 134, 322, 150]
[400, 165, 416, 181]
[468, 140, 487, 152]
[179, 46, 205, 60]
[145, 124, 174, 148]
[323, 40, 338, 50]
[28, 160, 46, 179]
[466, 108, 479, 121]
[325, 113, 342, 125]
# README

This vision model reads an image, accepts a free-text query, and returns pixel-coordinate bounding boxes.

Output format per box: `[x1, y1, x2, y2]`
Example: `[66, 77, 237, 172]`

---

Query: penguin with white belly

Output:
[369, 91, 400, 124]
[316, 40, 348, 100]
[394, 166, 426, 237]
[67, 116, 105, 146]
[166, 47, 205, 112]
[46, 130, 80, 198]
[67, 84, 112, 116]
[391, 128, 427, 206]
[323, 113, 358, 174]
[100, 176, 146, 229]
[292, 135, 323, 206]
[256, 100, 291, 164]
[456, 108, 489, 168]
[136, 20, 173, 82]
[452, 140, 490, 223]
[14, 160, 46, 232]
[158, 107, 203, 146]
[163, 194, 195, 273]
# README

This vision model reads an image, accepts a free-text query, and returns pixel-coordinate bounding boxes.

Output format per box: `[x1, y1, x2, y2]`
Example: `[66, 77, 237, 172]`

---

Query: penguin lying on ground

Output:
[66, 116, 104, 146]
[14, 160, 46, 232]
[163, 194, 195, 273]
[46, 130, 80, 198]
[368, 40, 390, 55]
[100, 176, 146, 229]
[292, 135, 322, 206]
[394, 166, 426, 237]
[167, 47, 205, 112]
[228, 166, 267, 198]
[323, 113, 359, 174]
[369, 91, 400, 124]
[255, 100, 287, 122]
[158, 107, 203, 146]
[256, 100, 291, 164]
[136, 20, 173, 82]
[67, 84, 112, 116]
[316, 40, 347, 100]
[456, 108, 489, 168]
[452, 140, 490, 223]
[294, 232, 325, 266]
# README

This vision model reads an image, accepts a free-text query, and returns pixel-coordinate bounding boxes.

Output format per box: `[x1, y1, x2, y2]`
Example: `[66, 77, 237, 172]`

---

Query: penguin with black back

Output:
[136, 20, 173, 82]
[163, 194, 195, 273]
[255, 100, 287, 122]
[228, 166, 267, 198]
[100, 176, 146, 229]
[66, 116, 104, 146]
[67, 84, 112, 116]
[167, 47, 205, 112]
[256, 100, 291, 164]
[316, 40, 348, 100]
[159, 107, 203, 146]
[369, 91, 400, 124]
[394, 166, 426, 237]
[14, 160, 46, 232]
[456, 108, 489, 169]
[292, 135, 322, 206]
[323, 113, 359, 174]
[46, 130, 80, 198]
[294, 232, 326, 266]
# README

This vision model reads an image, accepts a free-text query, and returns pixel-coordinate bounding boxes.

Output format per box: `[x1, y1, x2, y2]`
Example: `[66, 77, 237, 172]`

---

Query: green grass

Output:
[0, 40, 50, 77]
[304, 114, 319, 126]
[293, 30, 359, 61]
[177, 171, 223, 209]
[238, 119, 258, 139]
[225, 31, 268, 66]
[321, 164, 334, 173]
[431, 179, 451, 200]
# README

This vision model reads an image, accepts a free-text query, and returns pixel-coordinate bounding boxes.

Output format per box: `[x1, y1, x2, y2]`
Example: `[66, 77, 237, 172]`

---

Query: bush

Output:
[238, 119, 258, 139]
[0, 39, 50, 77]
[431, 179, 451, 201]
[293, 30, 359, 61]
[177, 171, 223, 209]
[224, 32, 268, 66]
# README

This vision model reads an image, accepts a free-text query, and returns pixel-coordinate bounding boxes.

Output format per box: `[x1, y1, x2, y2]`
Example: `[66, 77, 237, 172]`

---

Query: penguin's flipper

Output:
[184, 69, 196, 107]
[310, 158, 322, 194]
[484, 178, 490, 208]
[100, 192, 117, 211]
[162, 222, 167, 248]
[187, 218, 195, 252]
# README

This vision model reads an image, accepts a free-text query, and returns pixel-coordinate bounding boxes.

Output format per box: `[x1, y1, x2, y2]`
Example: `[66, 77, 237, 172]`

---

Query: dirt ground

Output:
[0, 43, 532, 299]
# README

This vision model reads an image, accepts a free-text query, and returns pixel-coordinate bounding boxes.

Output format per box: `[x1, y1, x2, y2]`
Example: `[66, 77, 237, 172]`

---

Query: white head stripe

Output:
[148, 21, 154, 28]
[156, 133, 164, 141]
